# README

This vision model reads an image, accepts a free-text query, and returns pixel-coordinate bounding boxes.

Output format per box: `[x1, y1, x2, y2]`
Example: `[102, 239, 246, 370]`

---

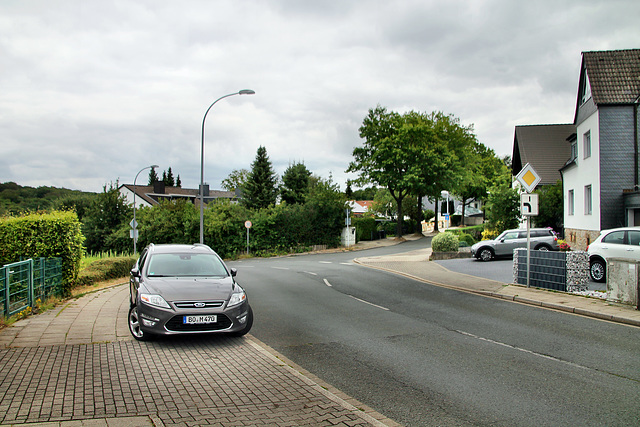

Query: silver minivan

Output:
[471, 228, 559, 261]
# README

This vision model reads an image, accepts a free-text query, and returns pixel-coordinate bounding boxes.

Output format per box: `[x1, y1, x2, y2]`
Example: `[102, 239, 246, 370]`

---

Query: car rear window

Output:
[146, 253, 229, 277]
[628, 231, 640, 246]
[602, 231, 625, 244]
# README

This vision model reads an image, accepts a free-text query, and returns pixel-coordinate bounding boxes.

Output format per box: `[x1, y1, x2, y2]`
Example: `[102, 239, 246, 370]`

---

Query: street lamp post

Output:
[441, 190, 449, 230]
[199, 89, 255, 244]
[133, 164, 159, 253]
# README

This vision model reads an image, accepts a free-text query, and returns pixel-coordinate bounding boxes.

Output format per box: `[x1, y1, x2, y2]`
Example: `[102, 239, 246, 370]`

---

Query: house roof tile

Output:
[512, 124, 575, 185]
[583, 49, 640, 104]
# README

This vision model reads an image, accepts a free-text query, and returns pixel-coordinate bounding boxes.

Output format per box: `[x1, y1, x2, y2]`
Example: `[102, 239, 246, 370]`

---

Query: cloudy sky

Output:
[1, 0, 639, 193]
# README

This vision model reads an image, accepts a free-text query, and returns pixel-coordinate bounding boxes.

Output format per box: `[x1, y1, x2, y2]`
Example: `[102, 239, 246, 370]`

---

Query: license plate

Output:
[183, 315, 217, 324]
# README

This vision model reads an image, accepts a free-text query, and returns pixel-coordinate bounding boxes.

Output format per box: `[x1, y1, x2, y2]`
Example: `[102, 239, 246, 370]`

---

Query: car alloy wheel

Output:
[479, 248, 493, 262]
[590, 260, 606, 283]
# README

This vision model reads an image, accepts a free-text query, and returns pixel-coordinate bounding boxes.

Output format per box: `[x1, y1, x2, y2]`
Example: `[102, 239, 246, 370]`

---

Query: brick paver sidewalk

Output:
[0, 285, 398, 426]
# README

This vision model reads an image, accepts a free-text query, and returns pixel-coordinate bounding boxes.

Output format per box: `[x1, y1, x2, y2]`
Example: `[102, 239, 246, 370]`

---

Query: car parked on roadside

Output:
[587, 227, 640, 282]
[470, 228, 559, 261]
[128, 243, 253, 341]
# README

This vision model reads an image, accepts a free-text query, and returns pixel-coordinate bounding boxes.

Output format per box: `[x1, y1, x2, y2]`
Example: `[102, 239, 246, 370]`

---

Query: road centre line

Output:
[271, 267, 290, 270]
[348, 296, 390, 311]
[323, 279, 332, 287]
[319, 261, 332, 264]
[305, 271, 318, 276]
[456, 330, 589, 370]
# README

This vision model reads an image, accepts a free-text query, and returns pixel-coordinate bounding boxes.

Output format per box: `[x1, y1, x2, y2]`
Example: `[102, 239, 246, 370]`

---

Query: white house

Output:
[560, 49, 640, 250]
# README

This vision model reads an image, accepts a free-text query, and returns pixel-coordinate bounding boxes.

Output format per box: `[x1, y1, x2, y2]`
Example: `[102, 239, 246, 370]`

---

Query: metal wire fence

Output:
[1, 258, 62, 317]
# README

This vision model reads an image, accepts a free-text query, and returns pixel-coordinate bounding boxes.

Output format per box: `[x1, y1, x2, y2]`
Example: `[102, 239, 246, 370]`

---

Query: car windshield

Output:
[146, 253, 229, 277]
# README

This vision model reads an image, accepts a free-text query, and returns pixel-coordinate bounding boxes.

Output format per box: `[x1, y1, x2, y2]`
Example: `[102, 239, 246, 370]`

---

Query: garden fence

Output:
[1, 258, 62, 317]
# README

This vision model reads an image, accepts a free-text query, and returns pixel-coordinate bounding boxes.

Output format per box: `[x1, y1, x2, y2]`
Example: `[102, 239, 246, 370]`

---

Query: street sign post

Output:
[245, 221, 252, 255]
[516, 164, 541, 288]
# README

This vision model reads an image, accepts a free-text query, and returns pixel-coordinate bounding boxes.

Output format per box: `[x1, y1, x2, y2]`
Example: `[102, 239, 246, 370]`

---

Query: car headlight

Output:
[140, 294, 171, 309]
[228, 286, 246, 308]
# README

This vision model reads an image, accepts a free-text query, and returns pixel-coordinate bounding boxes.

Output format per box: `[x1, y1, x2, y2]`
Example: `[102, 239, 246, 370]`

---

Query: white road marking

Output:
[456, 330, 589, 370]
[319, 261, 332, 264]
[305, 271, 318, 276]
[348, 296, 390, 311]
[323, 279, 332, 287]
[272, 267, 290, 270]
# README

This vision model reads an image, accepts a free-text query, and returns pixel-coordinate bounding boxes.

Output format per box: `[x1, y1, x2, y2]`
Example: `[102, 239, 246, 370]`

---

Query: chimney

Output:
[153, 181, 165, 194]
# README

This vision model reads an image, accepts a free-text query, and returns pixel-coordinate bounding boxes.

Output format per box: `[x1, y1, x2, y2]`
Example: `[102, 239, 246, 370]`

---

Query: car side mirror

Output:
[131, 267, 141, 278]
[230, 268, 237, 277]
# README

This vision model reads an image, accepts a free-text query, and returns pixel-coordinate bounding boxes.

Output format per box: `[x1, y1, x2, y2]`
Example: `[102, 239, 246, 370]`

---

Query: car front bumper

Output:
[137, 300, 251, 336]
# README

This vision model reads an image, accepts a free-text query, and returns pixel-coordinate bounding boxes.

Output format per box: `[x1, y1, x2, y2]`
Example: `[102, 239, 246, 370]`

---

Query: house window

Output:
[570, 140, 578, 161]
[583, 131, 591, 159]
[580, 70, 592, 105]
[584, 185, 592, 215]
[568, 190, 574, 215]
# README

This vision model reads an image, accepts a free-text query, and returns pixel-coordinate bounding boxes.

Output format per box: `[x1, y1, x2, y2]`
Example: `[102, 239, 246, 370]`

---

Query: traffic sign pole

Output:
[516, 164, 541, 288]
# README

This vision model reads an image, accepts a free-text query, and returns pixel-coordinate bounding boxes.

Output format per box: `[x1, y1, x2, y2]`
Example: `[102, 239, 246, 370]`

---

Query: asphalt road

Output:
[229, 239, 640, 426]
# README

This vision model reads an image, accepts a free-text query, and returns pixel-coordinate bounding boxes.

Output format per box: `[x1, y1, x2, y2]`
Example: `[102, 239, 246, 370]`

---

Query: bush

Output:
[76, 256, 137, 287]
[423, 209, 435, 222]
[352, 216, 377, 241]
[0, 211, 84, 296]
[432, 232, 459, 252]
[456, 232, 475, 247]
[481, 229, 499, 240]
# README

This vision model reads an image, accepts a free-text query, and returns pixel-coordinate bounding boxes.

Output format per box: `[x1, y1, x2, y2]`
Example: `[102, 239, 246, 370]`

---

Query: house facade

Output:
[560, 49, 640, 250]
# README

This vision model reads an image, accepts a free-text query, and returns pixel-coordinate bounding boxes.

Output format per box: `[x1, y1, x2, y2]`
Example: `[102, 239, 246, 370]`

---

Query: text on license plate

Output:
[183, 315, 217, 324]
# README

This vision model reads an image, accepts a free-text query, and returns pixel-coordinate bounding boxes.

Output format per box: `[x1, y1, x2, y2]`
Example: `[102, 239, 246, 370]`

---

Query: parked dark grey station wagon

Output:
[128, 243, 253, 341]
[471, 228, 559, 261]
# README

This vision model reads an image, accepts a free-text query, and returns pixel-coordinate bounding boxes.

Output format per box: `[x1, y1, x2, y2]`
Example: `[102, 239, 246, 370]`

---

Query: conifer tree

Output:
[243, 146, 278, 209]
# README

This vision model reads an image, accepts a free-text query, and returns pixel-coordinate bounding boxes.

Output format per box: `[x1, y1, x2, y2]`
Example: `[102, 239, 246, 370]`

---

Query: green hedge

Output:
[0, 211, 84, 296]
[77, 256, 137, 288]
[352, 217, 378, 241]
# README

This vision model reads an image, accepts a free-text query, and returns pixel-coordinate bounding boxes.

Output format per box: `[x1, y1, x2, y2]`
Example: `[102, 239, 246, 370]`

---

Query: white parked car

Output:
[587, 227, 640, 282]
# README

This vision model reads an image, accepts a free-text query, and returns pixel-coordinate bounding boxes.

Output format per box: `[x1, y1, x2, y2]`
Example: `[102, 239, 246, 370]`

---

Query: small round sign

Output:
[245, 220, 252, 229]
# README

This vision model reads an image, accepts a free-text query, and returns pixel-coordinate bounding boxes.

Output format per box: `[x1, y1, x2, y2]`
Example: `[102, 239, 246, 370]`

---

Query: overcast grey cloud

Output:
[1, 0, 639, 192]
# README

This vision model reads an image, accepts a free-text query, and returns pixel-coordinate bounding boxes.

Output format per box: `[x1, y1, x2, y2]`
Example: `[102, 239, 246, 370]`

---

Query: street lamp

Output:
[199, 89, 255, 244]
[441, 190, 449, 230]
[133, 164, 159, 253]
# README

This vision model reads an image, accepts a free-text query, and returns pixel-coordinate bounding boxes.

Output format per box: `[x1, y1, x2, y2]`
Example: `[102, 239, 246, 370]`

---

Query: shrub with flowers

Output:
[557, 239, 571, 251]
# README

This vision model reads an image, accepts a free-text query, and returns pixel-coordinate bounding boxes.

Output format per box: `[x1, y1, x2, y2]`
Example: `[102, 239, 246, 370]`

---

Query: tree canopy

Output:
[280, 162, 312, 205]
[348, 106, 482, 237]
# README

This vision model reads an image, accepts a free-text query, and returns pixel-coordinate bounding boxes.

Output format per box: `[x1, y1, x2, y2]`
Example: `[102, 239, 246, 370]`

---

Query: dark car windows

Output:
[147, 253, 229, 277]
[628, 231, 640, 246]
[602, 231, 625, 244]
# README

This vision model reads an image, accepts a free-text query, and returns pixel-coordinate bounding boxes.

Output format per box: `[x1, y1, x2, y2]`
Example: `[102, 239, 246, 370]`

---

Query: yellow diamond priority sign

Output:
[516, 163, 541, 193]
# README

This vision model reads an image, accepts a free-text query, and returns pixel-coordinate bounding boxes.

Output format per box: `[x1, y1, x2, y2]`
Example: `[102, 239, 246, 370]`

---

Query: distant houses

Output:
[119, 181, 237, 208]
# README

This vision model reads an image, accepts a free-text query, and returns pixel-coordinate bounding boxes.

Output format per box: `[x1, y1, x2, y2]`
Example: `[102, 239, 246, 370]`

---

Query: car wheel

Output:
[590, 259, 606, 283]
[229, 306, 253, 337]
[128, 305, 152, 341]
[478, 248, 494, 262]
[536, 244, 551, 251]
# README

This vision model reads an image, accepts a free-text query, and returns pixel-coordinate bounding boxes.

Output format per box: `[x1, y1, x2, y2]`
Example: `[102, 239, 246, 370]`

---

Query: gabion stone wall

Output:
[565, 251, 590, 292]
[513, 249, 589, 292]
